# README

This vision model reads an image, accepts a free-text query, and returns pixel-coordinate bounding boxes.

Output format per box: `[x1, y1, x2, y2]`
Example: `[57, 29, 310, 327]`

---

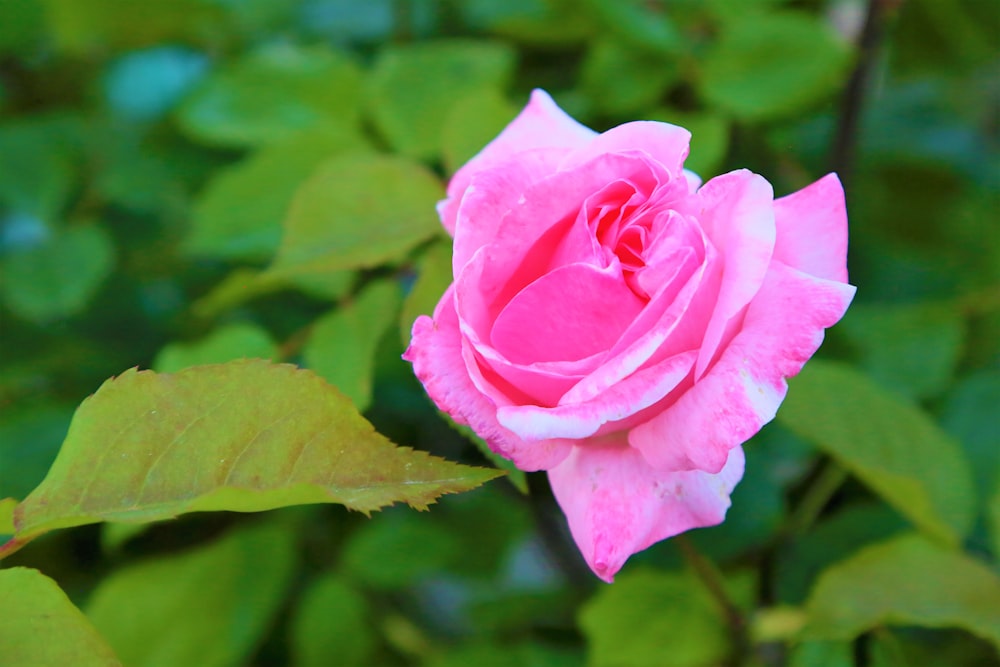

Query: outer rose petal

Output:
[438, 90, 596, 234]
[404, 286, 572, 471]
[630, 261, 856, 473]
[548, 440, 745, 582]
[560, 121, 692, 179]
[773, 173, 850, 283]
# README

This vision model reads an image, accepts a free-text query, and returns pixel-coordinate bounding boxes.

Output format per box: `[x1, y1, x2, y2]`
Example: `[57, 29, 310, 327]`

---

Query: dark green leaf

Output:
[400, 239, 453, 346]
[0, 224, 115, 323]
[0, 360, 502, 558]
[778, 361, 975, 545]
[0, 567, 122, 666]
[303, 278, 402, 411]
[0, 403, 73, 500]
[85, 520, 296, 667]
[804, 532, 1000, 648]
[579, 38, 681, 115]
[579, 0, 683, 56]
[267, 154, 444, 277]
[366, 40, 516, 159]
[290, 573, 375, 667]
[699, 12, 852, 121]
[177, 44, 363, 147]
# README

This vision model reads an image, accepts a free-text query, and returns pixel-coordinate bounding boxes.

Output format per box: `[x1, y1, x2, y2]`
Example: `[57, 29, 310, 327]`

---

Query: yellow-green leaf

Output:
[0, 359, 502, 558]
[804, 532, 1000, 648]
[778, 361, 975, 546]
[0, 567, 122, 666]
[267, 154, 443, 278]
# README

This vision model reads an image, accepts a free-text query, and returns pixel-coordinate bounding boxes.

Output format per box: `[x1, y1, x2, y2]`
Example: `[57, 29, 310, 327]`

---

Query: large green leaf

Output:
[778, 361, 975, 546]
[0, 567, 122, 666]
[86, 519, 296, 667]
[579, 568, 754, 667]
[0, 359, 502, 558]
[266, 154, 444, 278]
[440, 90, 519, 176]
[0, 224, 115, 323]
[366, 40, 516, 160]
[698, 12, 852, 121]
[303, 278, 402, 412]
[185, 129, 369, 261]
[177, 44, 363, 147]
[578, 37, 680, 115]
[803, 532, 1000, 648]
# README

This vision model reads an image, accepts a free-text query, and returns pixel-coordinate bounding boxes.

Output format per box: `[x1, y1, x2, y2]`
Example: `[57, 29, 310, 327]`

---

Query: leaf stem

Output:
[675, 534, 747, 654]
[787, 459, 849, 537]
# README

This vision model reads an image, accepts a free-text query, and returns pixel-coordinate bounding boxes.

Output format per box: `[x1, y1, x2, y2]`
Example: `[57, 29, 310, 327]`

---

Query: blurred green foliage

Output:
[0, 0, 997, 665]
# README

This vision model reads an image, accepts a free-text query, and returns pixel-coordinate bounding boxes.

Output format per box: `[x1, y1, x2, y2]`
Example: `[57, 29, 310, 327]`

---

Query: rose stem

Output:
[830, 0, 901, 186]
[674, 534, 748, 655]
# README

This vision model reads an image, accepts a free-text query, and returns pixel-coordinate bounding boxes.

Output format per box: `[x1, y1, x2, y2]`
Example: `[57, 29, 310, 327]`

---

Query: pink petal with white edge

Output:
[773, 173, 850, 283]
[438, 90, 595, 234]
[630, 261, 856, 473]
[404, 286, 572, 471]
[694, 170, 776, 379]
[560, 121, 692, 180]
[497, 350, 696, 441]
[548, 440, 745, 582]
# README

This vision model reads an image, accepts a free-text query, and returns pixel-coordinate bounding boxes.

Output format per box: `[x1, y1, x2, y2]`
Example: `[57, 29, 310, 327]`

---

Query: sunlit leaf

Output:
[177, 44, 363, 146]
[0, 224, 115, 323]
[153, 322, 277, 373]
[267, 154, 443, 277]
[185, 129, 369, 261]
[804, 532, 1000, 648]
[290, 573, 375, 667]
[579, 568, 754, 667]
[778, 361, 975, 546]
[303, 278, 402, 412]
[0, 359, 502, 558]
[0, 567, 122, 666]
[0, 498, 15, 534]
[699, 12, 852, 120]
[366, 40, 516, 159]
[86, 519, 296, 667]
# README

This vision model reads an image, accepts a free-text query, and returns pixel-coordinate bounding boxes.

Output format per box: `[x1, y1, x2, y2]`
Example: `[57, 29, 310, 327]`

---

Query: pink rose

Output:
[404, 90, 855, 581]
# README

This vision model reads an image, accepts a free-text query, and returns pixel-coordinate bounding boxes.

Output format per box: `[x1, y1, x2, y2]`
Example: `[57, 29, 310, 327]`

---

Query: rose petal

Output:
[694, 170, 776, 379]
[497, 350, 696, 441]
[548, 440, 745, 582]
[438, 90, 596, 234]
[404, 286, 572, 471]
[491, 261, 646, 364]
[773, 173, 850, 283]
[561, 121, 692, 180]
[629, 261, 856, 473]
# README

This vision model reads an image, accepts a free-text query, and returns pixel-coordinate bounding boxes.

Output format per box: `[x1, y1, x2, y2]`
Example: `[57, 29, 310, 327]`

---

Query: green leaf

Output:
[0, 224, 115, 323]
[44, 0, 225, 53]
[341, 508, 461, 589]
[185, 129, 369, 261]
[290, 573, 375, 667]
[789, 640, 854, 667]
[778, 361, 976, 546]
[153, 322, 277, 373]
[177, 44, 363, 147]
[441, 90, 519, 176]
[579, 568, 753, 667]
[0, 497, 15, 534]
[940, 369, 1000, 504]
[578, 38, 681, 116]
[190, 268, 356, 320]
[990, 482, 1000, 559]
[267, 154, 444, 278]
[837, 302, 966, 401]
[400, 239, 453, 346]
[803, 532, 1000, 648]
[0, 359, 502, 558]
[366, 40, 516, 160]
[0, 116, 76, 220]
[303, 278, 402, 411]
[699, 12, 852, 121]
[85, 519, 296, 667]
[579, 0, 683, 56]
[0, 567, 122, 666]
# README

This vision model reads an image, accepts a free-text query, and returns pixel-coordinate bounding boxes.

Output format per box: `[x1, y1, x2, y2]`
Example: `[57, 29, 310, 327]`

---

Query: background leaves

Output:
[0, 0, 995, 665]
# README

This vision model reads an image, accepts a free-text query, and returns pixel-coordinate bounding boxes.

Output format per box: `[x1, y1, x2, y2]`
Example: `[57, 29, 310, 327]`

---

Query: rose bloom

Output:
[405, 90, 855, 581]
